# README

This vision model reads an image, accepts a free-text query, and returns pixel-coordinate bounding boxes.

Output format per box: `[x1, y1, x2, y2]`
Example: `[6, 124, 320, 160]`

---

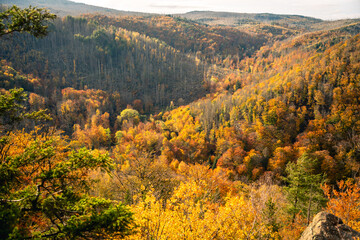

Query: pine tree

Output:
[0, 5, 56, 37]
[284, 153, 327, 224]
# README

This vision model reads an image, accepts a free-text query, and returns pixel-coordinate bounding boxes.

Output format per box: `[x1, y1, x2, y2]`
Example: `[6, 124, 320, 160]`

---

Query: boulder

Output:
[300, 211, 360, 240]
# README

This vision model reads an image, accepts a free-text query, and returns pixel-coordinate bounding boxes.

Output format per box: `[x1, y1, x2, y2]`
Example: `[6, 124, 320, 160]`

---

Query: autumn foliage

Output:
[1, 5, 360, 239]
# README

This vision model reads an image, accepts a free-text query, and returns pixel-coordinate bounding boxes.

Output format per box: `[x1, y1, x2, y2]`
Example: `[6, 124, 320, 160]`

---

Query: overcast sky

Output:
[71, 0, 360, 20]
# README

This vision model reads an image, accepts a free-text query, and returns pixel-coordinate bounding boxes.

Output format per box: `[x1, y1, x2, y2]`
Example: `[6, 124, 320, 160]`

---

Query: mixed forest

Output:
[1, 2, 360, 239]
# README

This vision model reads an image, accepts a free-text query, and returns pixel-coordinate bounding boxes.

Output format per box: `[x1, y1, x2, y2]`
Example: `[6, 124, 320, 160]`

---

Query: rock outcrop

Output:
[300, 211, 360, 240]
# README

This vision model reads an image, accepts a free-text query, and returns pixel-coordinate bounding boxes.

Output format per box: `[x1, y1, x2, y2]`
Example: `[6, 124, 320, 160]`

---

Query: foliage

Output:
[0, 16, 210, 112]
[118, 108, 140, 127]
[323, 179, 360, 231]
[0, 131, 133, 239]
[0, 89, 134, 239]
[284, 153, 327, 223]
[88, 14, 268, 66]
[1, 4, 360, 239]
[127, 179, 272, 240]
[0, 5, 56, 37]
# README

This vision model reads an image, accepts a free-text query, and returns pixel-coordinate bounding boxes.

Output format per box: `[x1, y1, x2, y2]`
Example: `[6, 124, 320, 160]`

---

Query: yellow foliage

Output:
[126, 179, 272, 240]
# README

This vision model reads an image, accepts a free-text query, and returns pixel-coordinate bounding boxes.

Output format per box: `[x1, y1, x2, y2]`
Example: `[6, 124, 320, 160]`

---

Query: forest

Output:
[0, 3, 360, 239]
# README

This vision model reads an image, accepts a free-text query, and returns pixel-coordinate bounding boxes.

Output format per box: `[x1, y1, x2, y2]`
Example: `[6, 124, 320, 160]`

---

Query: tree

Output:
[323, 179, 360, 231]
[0, 5, 56, 37]
[0, 8, 134, 238]
[0, 89, 134, 239]
[0, 88, 50, 128]
[284, 153, 327, 224]
[0, 133, 134, 239]
[117, 108, 140, 127]
[262, 198, 280, 233]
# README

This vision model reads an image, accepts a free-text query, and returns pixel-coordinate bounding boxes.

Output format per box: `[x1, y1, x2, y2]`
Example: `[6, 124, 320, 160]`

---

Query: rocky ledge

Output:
[300, 211, 360, 240]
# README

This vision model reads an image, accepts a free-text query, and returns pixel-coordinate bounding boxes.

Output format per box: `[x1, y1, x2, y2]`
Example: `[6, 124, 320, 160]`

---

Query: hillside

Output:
[1, 0, 146, 16]
[178, 11, 360, 40]
[86, 14, 268, 63]
[0, 16, 212, 115]
[179, 11, 322, 28]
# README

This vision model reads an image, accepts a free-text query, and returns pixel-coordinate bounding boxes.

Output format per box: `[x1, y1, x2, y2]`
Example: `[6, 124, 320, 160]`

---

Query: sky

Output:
[70, 0, 360, 20]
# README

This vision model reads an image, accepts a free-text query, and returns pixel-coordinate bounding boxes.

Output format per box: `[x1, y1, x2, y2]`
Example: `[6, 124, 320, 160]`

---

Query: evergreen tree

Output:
[284, 153, 327, 224]
[0, 5, 56, 37]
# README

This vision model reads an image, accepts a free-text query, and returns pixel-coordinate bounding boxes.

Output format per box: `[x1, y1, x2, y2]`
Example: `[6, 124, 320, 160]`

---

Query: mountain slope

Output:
[1, 0, 146, 16]
[178, 11, 322, 28]
[0, 16, 210, 112]
[86, 14, 268, 64]
[178, 11, 360, 37]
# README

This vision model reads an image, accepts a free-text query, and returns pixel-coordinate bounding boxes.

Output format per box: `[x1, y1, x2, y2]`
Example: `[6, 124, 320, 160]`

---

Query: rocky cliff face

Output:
[300, 211, 360, 240]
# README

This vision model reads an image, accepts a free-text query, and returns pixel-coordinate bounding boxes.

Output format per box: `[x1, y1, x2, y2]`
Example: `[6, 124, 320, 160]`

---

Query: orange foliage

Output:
[268, 146, 299, 176]
[323, 179, 360, 231]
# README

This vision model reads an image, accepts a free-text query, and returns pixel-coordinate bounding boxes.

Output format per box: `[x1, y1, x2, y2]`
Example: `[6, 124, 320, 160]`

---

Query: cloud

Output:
[149, 4, 202, 9]
[147, 0, 206, 12]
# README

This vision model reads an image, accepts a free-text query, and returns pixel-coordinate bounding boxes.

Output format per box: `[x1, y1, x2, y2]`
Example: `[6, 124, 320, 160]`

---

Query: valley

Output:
[0, 1, 359, 239]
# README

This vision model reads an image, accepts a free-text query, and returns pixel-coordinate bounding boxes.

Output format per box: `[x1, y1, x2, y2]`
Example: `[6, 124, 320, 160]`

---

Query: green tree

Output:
[0, 88, 51, 129]
[262, 198, 280, 232]
[0, 5, 56, 37]
[284, 153, 327, 224]
[1, 138, 134, 239]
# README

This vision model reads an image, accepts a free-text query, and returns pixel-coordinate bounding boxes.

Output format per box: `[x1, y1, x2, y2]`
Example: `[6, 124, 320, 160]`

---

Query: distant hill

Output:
[86, 14, 268, 63]
[0, 0, 147, 17]
[177, 11, 322, 28]
[2, 0, 359, 34]
[177, 11, 360, 34]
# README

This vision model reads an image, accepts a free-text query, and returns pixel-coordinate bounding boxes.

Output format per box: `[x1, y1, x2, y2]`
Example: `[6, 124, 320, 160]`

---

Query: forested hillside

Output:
[1, 3, 360, 240]
[0, 16, 212, 113]
[87, 14, 268, 63]
[0, 0, 143, 16]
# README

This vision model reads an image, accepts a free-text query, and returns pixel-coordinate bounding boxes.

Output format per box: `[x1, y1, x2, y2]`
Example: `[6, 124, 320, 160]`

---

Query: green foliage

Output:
[0, 136, 133, 239]
[61, 197, 133, 239]
[284, 153, 327, 223]
[0, 88, 27, 123]
[0, 88, 51, 132]
[0, 90, 133, 238]
[263, 198, 280, 232]
[0, 5, 56, 38]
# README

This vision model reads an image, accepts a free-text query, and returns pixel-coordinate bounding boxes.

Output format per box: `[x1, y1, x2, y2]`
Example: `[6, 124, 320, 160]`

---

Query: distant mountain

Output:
[177, 11, 360, 33]
[177, 11, 322, 28]
[0, 0, 147, 17]
[2, 0, 359, 34]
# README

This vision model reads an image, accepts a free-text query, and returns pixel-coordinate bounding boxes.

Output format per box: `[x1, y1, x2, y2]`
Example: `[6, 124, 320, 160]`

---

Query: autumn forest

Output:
[0, 1, 360, 239]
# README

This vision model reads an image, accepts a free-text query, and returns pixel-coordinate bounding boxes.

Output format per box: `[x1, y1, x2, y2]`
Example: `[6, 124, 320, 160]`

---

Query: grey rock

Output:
[300, 211, 360, 240]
